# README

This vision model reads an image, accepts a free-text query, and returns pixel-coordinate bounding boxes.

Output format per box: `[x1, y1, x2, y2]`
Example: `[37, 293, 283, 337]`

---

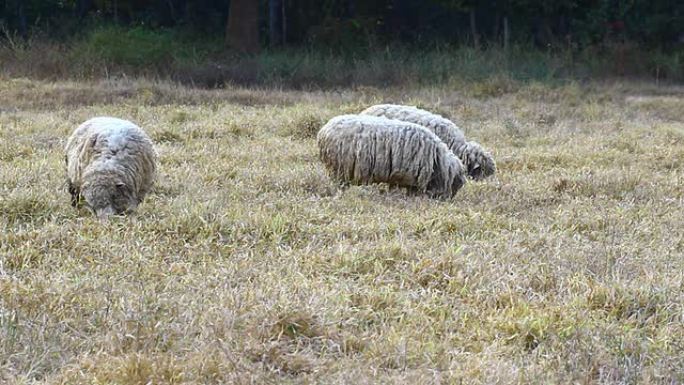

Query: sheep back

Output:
[360, 104, 496, 180]
[361, 104, 466, 151]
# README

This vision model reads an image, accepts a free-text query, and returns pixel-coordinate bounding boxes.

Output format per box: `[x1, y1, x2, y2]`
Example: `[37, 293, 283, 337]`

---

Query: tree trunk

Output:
[281, 0, 286, 44]
[503, 16, 510, 52]
[76, 0, 93, 19]
[343, 0, 355, 18]
[226, 0, 260, 54]
[269, 0, 283, 46]
[493, 14, 500, 41]
[469, 9, 480, 49]
[16, 0, 27, 40]
[166, 0, 177, 23]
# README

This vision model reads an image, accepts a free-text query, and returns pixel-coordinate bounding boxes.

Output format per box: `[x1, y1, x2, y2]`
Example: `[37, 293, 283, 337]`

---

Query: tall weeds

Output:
[1, 25, 682, 87]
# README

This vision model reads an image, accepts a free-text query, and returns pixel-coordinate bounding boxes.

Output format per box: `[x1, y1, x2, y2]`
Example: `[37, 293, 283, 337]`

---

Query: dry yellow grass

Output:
[1, 77, 683, 384]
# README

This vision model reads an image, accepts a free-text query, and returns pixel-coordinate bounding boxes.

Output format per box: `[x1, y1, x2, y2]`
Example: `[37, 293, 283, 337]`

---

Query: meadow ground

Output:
[1, 76, 683, 384]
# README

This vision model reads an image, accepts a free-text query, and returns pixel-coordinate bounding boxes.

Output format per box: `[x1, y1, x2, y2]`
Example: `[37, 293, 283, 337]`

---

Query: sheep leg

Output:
[68, 181, 80, 208]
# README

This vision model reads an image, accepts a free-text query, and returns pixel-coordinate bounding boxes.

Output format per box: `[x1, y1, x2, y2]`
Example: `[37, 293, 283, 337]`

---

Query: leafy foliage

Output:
[0, 0, 682, 48]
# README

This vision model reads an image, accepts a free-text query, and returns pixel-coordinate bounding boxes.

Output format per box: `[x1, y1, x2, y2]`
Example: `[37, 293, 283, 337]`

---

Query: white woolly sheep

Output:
[360, 104, 496, 180]
[317, 114, 466, 198]
[65, 117, 157, 220]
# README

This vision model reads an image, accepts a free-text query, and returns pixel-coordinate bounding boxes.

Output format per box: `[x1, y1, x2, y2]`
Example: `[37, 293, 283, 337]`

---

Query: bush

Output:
[82, 26, 176, 67]
[71, 25, 221, 71]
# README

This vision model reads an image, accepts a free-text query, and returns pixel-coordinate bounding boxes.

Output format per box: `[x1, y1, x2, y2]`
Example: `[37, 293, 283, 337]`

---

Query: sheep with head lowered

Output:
[65, 117, 157, 220]
[360, 104, 496, 181]
[317, 114, 466, 199]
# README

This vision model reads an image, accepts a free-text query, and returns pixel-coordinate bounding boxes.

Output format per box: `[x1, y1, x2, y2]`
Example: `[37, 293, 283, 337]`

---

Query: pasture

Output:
[1, 77, 683, 384]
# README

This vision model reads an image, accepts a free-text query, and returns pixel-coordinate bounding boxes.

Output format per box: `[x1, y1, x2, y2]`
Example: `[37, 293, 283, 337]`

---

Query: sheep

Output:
[65, 117, 157, 220]
[360, 104, 496, 181]
[317, 114, 466, 198]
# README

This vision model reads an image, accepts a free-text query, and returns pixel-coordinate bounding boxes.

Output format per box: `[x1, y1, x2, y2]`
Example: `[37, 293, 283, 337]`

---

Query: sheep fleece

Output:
[65, 117, 157, 215]
[360, 104, 496, 180]
[317, 114, 466, 198]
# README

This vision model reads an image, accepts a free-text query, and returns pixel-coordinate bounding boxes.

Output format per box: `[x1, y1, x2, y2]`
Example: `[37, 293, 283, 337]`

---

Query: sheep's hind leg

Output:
[404, 186, 423, 197]
[68, 182, 81, 208]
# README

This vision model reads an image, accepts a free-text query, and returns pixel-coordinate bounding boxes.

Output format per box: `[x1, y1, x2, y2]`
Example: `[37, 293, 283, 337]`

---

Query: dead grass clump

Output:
[411, 255, 466, 292]
[468, 75, 520, 99]
[0, 144, 34, 162]
[502, 119, 530, 144]
[495, 305, 564, 352]
[295, 168, 337, 197]
[334, 244, 413, 278]
[55, 353, 184, 385]
[610, 134, 643, 154]
[223, 121, 254, 138]
[499, 152, 578, 172]
[262, 310, 323, 341]
[647, 147, 684, 171]
[291, 114, 326, 139]
[552, 173, 642, 200]
[1, 82, 135, 110]
[255, 167, 336, 197]
[585, 283, 671, 324]
[141, 213, 219, 244]
[1, 238, 46, 271]
[249, 344, 315, 375]
[0, 194, 57, 225]
[168, 110, 193, 125]
[657, 124, 684, 145]
[248, 307, 362, 374]
[626, 96, 684, 122]
[152, 129, 184, 144]
[348, 290, 402, 330]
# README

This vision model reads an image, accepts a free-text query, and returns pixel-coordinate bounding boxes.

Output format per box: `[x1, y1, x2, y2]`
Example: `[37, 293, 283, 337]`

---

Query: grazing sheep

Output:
[360, 104, 496, 180]
[317, 114, 466, 198]
[65, 117, 157, 220]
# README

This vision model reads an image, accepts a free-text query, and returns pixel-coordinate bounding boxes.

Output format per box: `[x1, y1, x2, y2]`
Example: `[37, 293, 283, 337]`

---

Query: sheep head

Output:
[81, 174, 137, 220]
[460, 141, 496, 181]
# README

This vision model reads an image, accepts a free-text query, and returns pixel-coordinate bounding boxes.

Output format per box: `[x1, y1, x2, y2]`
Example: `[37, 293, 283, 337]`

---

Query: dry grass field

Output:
[1, 76, 683, 384]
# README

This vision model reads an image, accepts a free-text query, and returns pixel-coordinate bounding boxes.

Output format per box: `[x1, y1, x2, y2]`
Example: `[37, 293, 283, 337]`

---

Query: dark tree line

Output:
[1, 0, 682, 51]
